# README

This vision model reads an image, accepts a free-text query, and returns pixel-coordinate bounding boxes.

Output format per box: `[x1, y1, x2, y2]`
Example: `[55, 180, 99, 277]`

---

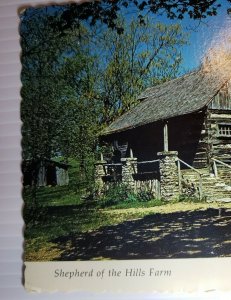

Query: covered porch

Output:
[97, 117, 205, 201]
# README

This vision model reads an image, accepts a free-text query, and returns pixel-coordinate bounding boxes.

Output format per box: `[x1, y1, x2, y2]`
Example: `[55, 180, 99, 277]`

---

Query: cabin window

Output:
[218, 124, 231, 137]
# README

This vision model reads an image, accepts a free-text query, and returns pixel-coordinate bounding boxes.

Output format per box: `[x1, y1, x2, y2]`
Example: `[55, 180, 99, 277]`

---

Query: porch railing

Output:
[97, 158, 161, 197]
[102, 162, 123, 181]
[136, 159, 160, 165]
[101, 159, 160, 179]
[133, 159, 160, 175]
[211, 157, 231, 185]
[133, 159, 160, 198]
[177, 158, 203, 200]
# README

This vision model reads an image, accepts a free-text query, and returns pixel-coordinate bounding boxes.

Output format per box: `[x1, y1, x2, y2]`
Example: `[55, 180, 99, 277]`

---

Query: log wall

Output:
[206, 111, 231, 164]
[105, 80, 231, 170]
[206, 81, 231, 165]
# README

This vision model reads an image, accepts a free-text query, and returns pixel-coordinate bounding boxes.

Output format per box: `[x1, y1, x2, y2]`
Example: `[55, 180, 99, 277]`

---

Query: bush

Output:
[99, 183, 131, 207]
[177, 194, 205, 203]
[149, 198, 163, 206]
[99, 183, 159, 208]
[137, 190, 154, 202]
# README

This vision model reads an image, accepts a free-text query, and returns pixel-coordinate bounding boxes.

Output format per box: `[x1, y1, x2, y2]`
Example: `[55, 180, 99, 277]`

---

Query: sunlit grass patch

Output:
[222, 240, 231, 245]
[25, 238, 64, 261]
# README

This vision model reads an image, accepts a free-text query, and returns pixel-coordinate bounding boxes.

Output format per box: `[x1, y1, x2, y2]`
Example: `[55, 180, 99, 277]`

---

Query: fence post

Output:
[198, 174, 203, 200]
[177, 159, 182, 194]
[213, 160, 218, 178]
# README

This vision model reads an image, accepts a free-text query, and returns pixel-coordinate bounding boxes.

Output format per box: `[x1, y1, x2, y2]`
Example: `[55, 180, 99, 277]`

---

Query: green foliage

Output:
[99, 184, 132, 206]
[20, 9, 101, 164]
[98, 183, 162, 208]
[23, 187, 49, 225]
[177, 194, 206, 203]
[21, 7, 188, 160]
[20, 6, 188, 203]
[96, 18, 188, 124]
[55, 1, 224, 35]
[148, 198, 163, 206]
[137, 190, 156, 202]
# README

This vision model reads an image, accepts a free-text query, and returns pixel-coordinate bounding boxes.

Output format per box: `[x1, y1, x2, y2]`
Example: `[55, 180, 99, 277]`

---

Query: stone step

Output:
[207, 198, 231, 203]
[183, 178, 226, 185]
[202, 192, 231, 197]
[182, 168, 231, 202]
[204, 190, 231, 194]
[204, 190, 231, 196]
[182, 179, 227, 184]
[183, 174, 227, 180]
[215, 182, 226, 187]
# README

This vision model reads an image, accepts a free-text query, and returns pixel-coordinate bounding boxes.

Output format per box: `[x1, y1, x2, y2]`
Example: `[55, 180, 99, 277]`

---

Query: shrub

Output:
[99, 183, 132, 207]
[137, 190, 154, 202]
[99, 183, 160, 208]
[149, 198, 163, 206]
[178, 194, 205, 203]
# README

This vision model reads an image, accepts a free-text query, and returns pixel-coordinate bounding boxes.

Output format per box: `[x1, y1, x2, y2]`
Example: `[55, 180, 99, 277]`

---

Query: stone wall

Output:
[157, 151, 179, 201]
[94, 152, 180, 201]
[94, 160, 106, 194]
[121, 157, 137, 190]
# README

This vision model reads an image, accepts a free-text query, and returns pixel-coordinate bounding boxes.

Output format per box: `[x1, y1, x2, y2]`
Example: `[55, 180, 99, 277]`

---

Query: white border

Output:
[1, 0, 231, 298]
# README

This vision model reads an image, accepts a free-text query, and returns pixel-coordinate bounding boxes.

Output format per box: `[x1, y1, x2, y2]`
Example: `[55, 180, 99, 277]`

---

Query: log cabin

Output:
[99, 60, 231, 201]
[102, 62, 231, 171]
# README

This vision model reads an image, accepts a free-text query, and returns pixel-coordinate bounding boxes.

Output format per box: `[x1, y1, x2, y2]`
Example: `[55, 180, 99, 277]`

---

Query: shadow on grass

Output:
[52, 208, 231, 260]
[23, 185, 71, 202]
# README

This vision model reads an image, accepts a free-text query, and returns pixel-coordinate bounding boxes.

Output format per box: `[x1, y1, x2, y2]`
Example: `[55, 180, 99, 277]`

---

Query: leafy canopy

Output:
[54, 0, 230, 34]
[20, 4, 188, 168]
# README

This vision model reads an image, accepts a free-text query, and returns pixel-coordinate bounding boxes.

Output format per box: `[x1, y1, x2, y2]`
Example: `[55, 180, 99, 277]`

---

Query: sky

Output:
[118, 0, 231, 72]
[23, 1, 231, 74]
[178, 1, 231, 71]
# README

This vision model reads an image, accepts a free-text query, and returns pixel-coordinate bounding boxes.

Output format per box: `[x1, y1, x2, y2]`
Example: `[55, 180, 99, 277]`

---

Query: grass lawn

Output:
[23, 183, 231, 261]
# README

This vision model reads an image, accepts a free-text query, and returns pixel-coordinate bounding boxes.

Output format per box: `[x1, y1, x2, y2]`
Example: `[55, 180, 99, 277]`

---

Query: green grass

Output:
[23, 161, 218, 261]
[24, 203, 154, 261]
[99, 198, 163, 209]
[24, 197, 231, 261]
[23, 185, 83, 207]
[23, 178, 166, 261]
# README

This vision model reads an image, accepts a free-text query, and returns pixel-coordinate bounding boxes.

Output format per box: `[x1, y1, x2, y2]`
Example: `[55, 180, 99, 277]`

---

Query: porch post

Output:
[157, 151, 179, 201]
[163, 121, 169, 151]
[121, 156, 137, 191]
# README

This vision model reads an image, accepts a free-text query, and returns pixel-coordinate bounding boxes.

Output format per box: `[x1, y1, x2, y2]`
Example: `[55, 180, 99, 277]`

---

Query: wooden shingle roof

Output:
[102, 61, 231, 136]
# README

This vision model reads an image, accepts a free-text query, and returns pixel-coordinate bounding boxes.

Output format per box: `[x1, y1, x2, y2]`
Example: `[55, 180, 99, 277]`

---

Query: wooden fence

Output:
[100, 159, 161, 198]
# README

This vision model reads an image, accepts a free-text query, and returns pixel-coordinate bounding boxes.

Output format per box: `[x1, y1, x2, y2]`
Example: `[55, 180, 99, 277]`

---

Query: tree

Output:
[95, 18, 188, 124]
[20, 7, 100, 164]
[52, 28, 103, 169]
[54, 0, 229, 34]
[20, 13, 61, 162]
[20, 5, 188, 187]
